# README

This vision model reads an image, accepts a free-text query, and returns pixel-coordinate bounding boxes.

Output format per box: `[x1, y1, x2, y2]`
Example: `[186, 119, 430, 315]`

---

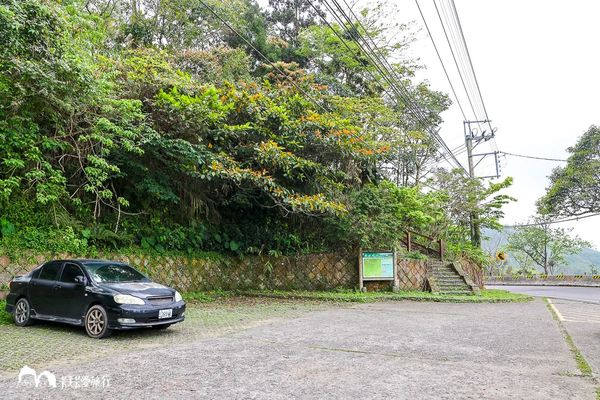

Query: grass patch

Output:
[239, 289, 533, 303]
[544, 298, 593, 377]
[183, 290, 234, 303]
[0, 299, 12, 325]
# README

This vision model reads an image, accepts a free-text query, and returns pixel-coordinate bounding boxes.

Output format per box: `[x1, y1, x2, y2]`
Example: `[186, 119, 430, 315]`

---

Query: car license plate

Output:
[158, 309, 172, 319]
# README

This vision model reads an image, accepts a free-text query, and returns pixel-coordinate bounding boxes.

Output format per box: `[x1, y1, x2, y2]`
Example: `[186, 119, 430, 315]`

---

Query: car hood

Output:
[102, 282, 174, 299]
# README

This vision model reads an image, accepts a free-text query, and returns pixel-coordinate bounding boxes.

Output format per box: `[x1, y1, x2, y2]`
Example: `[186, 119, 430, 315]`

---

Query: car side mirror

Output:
[74, 275, 87, 285]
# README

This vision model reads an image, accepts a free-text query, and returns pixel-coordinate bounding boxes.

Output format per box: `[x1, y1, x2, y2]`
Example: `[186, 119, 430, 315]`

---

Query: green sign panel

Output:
[362, 252, 394, 280]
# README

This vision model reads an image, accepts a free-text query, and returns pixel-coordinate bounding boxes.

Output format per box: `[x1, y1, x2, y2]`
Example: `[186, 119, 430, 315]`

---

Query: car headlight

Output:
[113, 294, 145, 305]
[174, 291, 183, 302]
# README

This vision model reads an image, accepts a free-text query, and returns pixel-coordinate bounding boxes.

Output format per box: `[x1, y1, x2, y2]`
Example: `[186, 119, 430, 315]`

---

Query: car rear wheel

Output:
[85, 305, 112, 339]
[14, 298, 33, 327]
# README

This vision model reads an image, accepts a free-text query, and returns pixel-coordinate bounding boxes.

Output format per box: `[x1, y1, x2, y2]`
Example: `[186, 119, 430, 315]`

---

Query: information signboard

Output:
[361, 252, 395, 280]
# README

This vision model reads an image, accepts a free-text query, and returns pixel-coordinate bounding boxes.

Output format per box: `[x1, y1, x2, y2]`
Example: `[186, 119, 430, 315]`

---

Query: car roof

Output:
[46, 259, 129, 266]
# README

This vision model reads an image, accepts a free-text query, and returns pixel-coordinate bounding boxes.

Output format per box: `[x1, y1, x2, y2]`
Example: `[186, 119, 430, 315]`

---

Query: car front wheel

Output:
[85, 305, 112, 339]
[14, 298, 33, 327]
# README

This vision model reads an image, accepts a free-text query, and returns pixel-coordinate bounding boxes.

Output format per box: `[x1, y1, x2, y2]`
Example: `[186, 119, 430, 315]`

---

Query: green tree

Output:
[507, 216, 590, 275]
[267, 0, 324, 55]
[539, 125, 600, 217]
[0, 0, 149, 216]
[330, 181, 442, 249]
[428, 170, 515, 246]
[0, 0, 489, 259]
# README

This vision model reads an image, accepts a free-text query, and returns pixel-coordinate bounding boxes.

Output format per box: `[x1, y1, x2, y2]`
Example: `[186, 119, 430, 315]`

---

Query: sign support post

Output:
[358, 248, 365, 292]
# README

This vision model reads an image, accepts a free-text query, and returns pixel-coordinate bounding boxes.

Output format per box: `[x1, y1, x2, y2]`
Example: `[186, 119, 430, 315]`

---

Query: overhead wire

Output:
[499, 151, 567, 162]
[200, 0, 468, 175]
[413, 0, 467, 122]
[305, 0, 457, 174]
[431, 0, 479, 122]
[196, 0, 330, 114]
[504, 213, 600, 228]
[442, 0, 482, 119]
[437, 0, 486, 136]
[318, 0, 468, 173]
[417, 0, 500, 175]
[450, 0, 492, 130]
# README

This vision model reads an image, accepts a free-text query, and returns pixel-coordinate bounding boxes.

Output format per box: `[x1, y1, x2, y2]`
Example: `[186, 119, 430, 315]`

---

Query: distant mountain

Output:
[482, 228, 600, 275]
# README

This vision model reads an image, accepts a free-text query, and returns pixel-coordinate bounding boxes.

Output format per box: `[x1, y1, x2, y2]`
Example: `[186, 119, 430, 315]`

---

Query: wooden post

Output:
[406, 231, 412, 252]
[439, 239, 445, 261]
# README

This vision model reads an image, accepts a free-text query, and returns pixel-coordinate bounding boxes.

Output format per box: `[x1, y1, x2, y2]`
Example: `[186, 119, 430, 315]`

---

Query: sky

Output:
[380, 0, 600, 248]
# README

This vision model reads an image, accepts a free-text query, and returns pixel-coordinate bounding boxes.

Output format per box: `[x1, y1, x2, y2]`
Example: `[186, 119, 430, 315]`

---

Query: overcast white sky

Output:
[389, 0, 600, 248]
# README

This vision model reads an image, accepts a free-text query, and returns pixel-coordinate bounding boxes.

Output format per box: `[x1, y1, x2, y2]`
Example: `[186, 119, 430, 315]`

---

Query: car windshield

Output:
[84, 263, 149, 283]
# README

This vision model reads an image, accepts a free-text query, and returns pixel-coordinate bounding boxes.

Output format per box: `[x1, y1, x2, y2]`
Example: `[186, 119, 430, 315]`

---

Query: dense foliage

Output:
[539, 125, 600, 217]
[0, 0, 512, 262]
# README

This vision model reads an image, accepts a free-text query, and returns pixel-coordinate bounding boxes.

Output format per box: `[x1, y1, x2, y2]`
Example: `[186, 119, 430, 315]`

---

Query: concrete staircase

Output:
[426, 260, 478, 295]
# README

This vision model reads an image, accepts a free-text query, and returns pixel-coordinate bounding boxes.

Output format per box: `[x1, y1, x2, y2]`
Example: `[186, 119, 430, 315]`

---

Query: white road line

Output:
[563, 319, 600, 323]
[551, 301, 600, 322]
[561, 312, 600, 319]
[547, 299, 565, 322]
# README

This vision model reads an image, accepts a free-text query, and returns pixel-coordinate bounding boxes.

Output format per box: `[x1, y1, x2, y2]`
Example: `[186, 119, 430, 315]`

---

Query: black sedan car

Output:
[5, 259, 185, 338]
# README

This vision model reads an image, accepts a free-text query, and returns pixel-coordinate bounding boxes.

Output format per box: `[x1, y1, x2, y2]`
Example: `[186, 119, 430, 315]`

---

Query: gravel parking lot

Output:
[0, 298, 596, 399]
[0, 298, 331, 372]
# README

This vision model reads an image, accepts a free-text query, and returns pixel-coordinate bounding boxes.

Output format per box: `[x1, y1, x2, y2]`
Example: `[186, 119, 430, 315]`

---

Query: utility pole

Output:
[464, 120, 499, 248]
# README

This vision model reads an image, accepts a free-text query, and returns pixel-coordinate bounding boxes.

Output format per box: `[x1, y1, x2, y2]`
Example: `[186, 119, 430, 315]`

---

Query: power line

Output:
[441, 0, 483, 120]
[312, 0, 458, 169]
[431, 0, 479, 122]
[450, 0, 491, 125]
[500, 151, 567, 162]
[315, 0, 468, 173]
[414, 0, 466, 122]
[201, 0, 466, 174]
[196, 0, 330, 114]
[415, 0, 500, 180]
[504, 213, 600, 228]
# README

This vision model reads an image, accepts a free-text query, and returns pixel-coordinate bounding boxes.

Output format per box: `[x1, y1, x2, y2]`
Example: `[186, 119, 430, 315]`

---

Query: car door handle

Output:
[53, 284, 62, 290]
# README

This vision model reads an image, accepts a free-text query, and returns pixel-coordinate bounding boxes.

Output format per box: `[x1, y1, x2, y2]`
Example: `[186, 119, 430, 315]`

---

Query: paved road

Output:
[497, 285, 600, 382]
[489, 285, 600, 303]
[0, 300, 595, 399]
[551, 298, 600, 378]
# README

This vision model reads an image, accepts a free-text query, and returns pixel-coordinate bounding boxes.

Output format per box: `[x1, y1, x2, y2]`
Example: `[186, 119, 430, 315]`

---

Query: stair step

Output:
[437, 291, 473, 295]
[431, 267, 456, 272]
[437, 284, 470, 290]
[436, 278, 465, 282]
[432, 274, 461, 279]
[433, 276, 462, 280]
[437, 282, 467, 287]
[437, 280, 467, 284]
